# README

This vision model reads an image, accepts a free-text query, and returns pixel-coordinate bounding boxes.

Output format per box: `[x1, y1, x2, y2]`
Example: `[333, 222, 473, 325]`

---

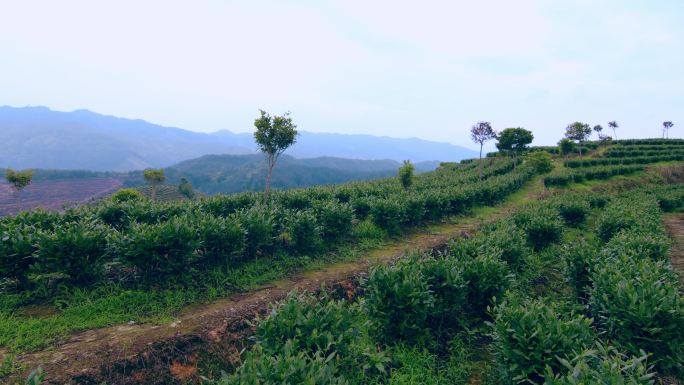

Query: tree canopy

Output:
[5, 169, 33, 192]
[254, 110, 299, 198]
[496, 128, 534, 155]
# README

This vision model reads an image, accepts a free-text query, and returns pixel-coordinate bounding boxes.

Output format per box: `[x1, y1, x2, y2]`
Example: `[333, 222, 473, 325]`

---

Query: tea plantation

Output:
[2, 139, 684, 384]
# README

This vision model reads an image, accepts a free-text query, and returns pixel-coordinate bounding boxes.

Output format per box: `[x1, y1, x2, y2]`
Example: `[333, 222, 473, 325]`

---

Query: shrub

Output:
[589, 256, 684, 375]
[254, 293, 365, 366]
[458, 251, 512, 318]
[556, 197, 590, 227]
[602, 229, 670, 262]
[0, 222, 39, 286]
[491, 299, 595, 384]
[313, 201, 354, 242]
[234, 206, 275, 259]
[33, 219, 111, 284]
[543, 343, 655, 385]
[419, 256, 468, 331]
[398, 160, 415, 190]
[113, 215, 200, 280]
[196, 214, 246, 265]
[365, 258, 434, 343]
[111, 188, 142, 203]
[278, 210, 323, 254]
[370, 198, 404, 235]
[352, 219, 386, 243]
[513, 205, 564, 251]
[476, 221, 530, 270]
[562, 241, 599, 299]
[215, 342, 347, 385]
[595, 195, 662, 242]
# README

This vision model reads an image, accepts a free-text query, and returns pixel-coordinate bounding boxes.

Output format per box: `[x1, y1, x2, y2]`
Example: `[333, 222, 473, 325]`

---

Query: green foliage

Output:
[397, 160, 414, 190]
[234, 206, 275, 259]
[365, 258, 434, 343]
[33, 218, 111, 284]
[112, 215, 200, 280]
[458, 251, 512, 318]
[349, 220, 384, 245]
[555, 196, 590, 227]
[561, 241, 599, 299]
[4, 169, 33, 191]
[215, 342, 347, 385]
[142, 168, 165, 185]
[278, 209, 323, 254]
[369, 198, 403, 235]
[512, 204, 564, 251]
[253, 110, 299, 197]
[602, 229, 670, 262]
[589, 255, 684, 376]
[111, 188, 142, 203]
[542, 343, 655, 385]
[491, 299, 595, 384]
[496, 127, 534, 159]
[178, 177, 195, 199]
[564, 122, 592, 156]
[313, 201, 354, 242]
[525, 152, 554, 174]
[595, 194, 662, 242]
[196, 214, 247, 265]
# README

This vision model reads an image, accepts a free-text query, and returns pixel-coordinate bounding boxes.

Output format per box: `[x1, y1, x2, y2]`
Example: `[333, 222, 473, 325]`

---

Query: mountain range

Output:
[0, 106, 477, 171]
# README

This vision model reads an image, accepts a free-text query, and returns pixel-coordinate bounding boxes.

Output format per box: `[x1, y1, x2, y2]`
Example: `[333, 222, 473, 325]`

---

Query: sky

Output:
[1, 0, 682, 150]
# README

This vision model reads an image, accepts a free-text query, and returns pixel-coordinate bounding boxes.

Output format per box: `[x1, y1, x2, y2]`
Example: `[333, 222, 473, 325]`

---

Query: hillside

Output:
[0, 106, 477, 171]
[160, 154, 438, 194]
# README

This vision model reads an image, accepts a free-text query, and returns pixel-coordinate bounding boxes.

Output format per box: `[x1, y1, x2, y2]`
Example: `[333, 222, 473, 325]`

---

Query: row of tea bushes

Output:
[543, 165, 644, 186]
[0, 160, 534, 290]
[603, 148, 684, 158]
[564, 153, 684, 168]
[214, 192, 666, 384]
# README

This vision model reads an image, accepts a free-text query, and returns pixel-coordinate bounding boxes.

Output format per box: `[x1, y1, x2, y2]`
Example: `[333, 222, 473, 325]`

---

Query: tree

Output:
[663, 121, 674, 139]
[564, 122, 592, 158]
[471, 121, 497, 180]
[593, 124, 603, 137]
[496, 127, 534, 167]
[254, 110, 298, 200]
[398, 160, 415, 190]
[557, 138, 576, 159]
[143, 168, 165, 201]
[608, 121, 618, 140]
[178, 177, 195, 199]
[525, 151, 554, 174]
[5, 169, 33, 205]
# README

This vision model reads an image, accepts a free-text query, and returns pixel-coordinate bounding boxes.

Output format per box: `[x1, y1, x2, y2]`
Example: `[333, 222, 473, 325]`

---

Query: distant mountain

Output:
[158, 154, 438, 194]
[0, 106, 477, 171]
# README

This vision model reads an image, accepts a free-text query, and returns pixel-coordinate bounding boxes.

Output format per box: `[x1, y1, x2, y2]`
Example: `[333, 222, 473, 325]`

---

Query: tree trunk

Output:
[613, 128, 617, 140]
[151, 185, 157, 201]
[578, 142, 583, 158]
[479, 143, 483, 180]
[265, 157, 274, 202]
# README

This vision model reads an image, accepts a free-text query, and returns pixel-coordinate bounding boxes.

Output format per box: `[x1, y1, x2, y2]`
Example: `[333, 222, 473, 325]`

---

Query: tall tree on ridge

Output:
[471, 121, 497, 180]
[608, 121, 618, 140]
[254, 110, 298, 200]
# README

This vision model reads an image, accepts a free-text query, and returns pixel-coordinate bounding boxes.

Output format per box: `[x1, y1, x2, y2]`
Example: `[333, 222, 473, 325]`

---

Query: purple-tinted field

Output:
[0, 178, 123, 216]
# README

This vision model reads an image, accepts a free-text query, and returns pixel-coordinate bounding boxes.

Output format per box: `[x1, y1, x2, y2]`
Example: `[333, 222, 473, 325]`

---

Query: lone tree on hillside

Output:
[557, 138, 576, 159]
[143, 168, 165, 201]
[564, 122, 592, 157]
[398, 160, 415, 190]
[496, 127, 534, 167]
[471, 121, 497, 180]
[608, 121, 618, 140]
[254, 110, 298, 200]
[5, 169, 33, 203]
[663, 121, 674, 139]
[178, 177, 195, 199]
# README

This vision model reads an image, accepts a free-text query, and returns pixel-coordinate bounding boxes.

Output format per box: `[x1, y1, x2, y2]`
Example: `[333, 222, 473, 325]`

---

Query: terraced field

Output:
[0, 178, 123, 216]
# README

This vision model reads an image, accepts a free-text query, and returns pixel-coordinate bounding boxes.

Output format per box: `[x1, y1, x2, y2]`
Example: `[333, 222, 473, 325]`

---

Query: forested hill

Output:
[0, 106, 477, 171]
[158, 154, 440, 194]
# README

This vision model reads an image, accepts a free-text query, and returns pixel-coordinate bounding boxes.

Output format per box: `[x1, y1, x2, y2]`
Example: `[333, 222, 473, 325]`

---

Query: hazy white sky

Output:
[1, 0, 682, 149]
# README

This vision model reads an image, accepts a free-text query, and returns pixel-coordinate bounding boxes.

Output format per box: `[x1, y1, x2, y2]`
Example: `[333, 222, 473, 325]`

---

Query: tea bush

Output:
[112, 215, 200, 280]
[312, 201, 354, 242]
[601, 229, 670, 262]
[595, 194, 662, 242]
[111, 188, 143, 203]
[542, 343, 655, 385]
[491, 299, 595, 384]
[364, 258, 434, 343]
[561, 240, 599, 299]
[589, 255, 684, 376]
[458, 251, 512, 318]
[513, 204, 564, 250]
[555, 196, 590, 227]
[196, 214, 247, 265]
[33, 218, 111, 284]
[233, 206, 275, 259]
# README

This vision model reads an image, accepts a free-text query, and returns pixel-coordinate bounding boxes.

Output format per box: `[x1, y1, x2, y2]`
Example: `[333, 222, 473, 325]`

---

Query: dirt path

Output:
[664, 213, 684, 286]
[8, 180, 544, 384]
